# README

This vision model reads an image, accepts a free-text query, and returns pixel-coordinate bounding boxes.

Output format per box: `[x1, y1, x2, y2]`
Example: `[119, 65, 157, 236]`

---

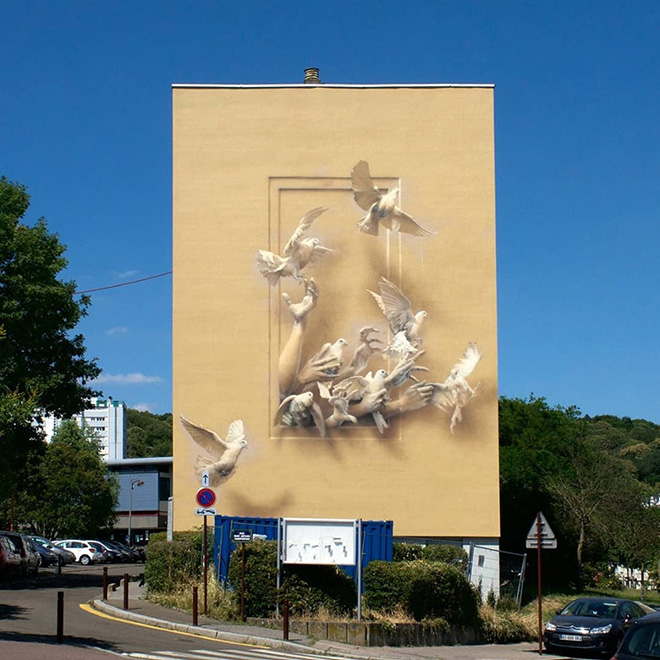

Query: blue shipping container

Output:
[213, 516, 392, 588]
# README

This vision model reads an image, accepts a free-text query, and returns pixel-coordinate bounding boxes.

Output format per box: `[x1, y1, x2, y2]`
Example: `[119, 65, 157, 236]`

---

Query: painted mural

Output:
[180, 160, 483, 486]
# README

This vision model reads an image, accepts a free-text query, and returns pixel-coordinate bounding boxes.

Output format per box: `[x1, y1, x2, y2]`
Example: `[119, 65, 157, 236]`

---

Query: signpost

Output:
[231, 529, 253, 621]
[194, 481, 216, 615]
[526, 512, 557, 655]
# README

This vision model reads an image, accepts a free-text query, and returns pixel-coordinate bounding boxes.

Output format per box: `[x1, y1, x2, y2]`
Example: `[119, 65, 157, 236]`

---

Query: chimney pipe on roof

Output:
[303, 68, 321, 84]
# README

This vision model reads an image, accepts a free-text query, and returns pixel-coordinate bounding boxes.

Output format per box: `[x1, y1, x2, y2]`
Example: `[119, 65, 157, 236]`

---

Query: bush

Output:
[364, 560, 418, 611]
[392, 542, 423, 562]
[407, 562, 480, 624]
[365, 560, 480, 624]
[227, 540, 279, 618]
[227, 540, 358, 618]
[144, 531, 203, 593]
[421, 544, 468, 571]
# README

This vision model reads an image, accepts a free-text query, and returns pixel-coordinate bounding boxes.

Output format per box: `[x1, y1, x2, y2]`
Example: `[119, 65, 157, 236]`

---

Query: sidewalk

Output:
[94, 581, 560, 660]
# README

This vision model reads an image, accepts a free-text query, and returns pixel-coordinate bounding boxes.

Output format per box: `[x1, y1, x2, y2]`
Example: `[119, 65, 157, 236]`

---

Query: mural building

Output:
[172, 76, 499, 546]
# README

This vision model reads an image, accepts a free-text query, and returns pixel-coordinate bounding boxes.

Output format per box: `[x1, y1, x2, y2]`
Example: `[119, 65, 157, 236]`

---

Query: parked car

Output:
[614, 612, 660, 660]
[87, 540, 119, 563]
[103, 540, 134, 562]
[0, 531, 39, 577]
[0, 535, 23, 579]
[31, 538, 59, 567]
[544, 597, 654, 657]
[54, 539, 102, 565]
[30, 536, 75, 566]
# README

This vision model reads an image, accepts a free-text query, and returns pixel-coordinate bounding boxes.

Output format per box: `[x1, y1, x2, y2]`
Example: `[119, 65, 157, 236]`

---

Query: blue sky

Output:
[2, 1, 658, 422]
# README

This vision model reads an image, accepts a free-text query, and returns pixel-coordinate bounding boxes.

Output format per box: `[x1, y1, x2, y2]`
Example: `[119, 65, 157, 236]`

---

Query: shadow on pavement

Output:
[0, 630, 121, 652]
[0, 603, 29, 620]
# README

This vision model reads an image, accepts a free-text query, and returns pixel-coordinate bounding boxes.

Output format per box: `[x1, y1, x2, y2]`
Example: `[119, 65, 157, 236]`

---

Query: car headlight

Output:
[590, 624, 613, 635]
[545, 622, 557, 631]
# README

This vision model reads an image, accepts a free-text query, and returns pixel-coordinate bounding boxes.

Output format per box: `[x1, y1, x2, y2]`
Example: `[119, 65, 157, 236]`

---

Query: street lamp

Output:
[128, 478, 144, 545]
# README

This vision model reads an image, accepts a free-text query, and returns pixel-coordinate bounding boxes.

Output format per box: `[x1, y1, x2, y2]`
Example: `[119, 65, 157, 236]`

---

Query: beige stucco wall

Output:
[172, 84, 498, 537]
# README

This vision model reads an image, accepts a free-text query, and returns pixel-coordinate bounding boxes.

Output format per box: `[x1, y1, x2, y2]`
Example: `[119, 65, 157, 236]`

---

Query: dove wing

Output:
[378, 278, 414, 333]
[282, 207, 327, 256]
[351, 161, 381, 211]
[382, 208, 436, 237]
[333, 376, 369, 400]
[311, 402, 327, 438]
[181, 416, 228, 455]
[225, 419, 245, 444]
[452, 343, 482, 379]
[274, 395, 297, 424]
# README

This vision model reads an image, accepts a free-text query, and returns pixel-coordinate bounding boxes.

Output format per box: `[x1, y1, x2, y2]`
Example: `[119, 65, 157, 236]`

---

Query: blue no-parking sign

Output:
[195, 487, 216, 508]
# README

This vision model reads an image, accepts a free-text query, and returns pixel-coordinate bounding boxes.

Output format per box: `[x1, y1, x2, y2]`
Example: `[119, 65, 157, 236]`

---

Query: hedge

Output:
[227, 540, 357, 618]
[144, 531, 203, 593]
[365, 559, 480, 623]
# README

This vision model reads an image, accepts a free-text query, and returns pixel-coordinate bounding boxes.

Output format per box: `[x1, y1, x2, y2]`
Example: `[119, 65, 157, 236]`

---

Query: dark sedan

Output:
[544, 597, 654, 657]
[614, 612, 660, 660]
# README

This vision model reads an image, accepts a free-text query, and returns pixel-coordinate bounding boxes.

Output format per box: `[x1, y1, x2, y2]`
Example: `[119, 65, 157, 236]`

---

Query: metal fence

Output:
[467, 543, 527, 606]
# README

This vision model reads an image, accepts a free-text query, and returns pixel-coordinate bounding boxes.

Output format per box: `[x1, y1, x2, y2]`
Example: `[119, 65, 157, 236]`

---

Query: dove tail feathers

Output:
[372, 411, 389, 434]
[357, 215, 379, 236]
[256, 250, 286, 286]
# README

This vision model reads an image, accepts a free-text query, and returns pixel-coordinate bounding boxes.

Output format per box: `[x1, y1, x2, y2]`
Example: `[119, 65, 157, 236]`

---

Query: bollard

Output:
[56, 557, 62, 576]
[56, 591, 64, 644]
[102, 566, 108, 600]
[283, 599, 289, 641]
[192, 586, 198, 626]
[123, 573, 129, 610]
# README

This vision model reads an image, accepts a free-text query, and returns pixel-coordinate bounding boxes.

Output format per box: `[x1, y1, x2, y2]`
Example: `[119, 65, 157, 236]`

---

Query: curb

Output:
[91, 599, 366, 658]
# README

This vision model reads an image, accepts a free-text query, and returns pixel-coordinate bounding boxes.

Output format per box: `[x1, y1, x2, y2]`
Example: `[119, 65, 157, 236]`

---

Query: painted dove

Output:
[180, 416, 248, 486]
[257, 207, 335, 285]
[429, 342, 482, 433]
[275, 391, 326, 438]
[333, 369, 389, 433]
[351, 160, 435, 237]
[368, 277, 427, 346]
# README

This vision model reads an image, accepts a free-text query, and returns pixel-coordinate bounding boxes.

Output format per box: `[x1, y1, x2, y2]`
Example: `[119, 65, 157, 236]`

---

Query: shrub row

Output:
[144, 531, 203, 593]
[364, 559, 480, 623]
[226, 540, 356, 618]
[392, 542, 468, 570]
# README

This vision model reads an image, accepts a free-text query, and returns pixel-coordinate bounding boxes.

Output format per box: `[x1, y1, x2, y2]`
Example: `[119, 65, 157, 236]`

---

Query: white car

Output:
[54, 539, 101, 565]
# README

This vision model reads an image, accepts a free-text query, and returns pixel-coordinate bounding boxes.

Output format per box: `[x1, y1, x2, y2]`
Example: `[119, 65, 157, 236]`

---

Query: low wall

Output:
[246, 617, 480, 647]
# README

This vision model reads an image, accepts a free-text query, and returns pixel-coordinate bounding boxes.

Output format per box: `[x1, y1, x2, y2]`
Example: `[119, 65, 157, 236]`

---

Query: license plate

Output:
[559, 635, 584, 642]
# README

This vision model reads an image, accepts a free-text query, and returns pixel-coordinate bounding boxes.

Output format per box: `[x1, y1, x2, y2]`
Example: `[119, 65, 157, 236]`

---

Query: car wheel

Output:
[80, 554, 91, 565]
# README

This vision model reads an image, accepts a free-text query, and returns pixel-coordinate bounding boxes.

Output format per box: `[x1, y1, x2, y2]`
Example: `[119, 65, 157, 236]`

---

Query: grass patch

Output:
[148, 577, 238, 621]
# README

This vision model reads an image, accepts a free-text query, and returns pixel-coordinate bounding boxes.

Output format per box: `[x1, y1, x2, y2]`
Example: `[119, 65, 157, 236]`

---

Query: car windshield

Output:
[561, 600, 619, 618]
[621, 624, 660, 658]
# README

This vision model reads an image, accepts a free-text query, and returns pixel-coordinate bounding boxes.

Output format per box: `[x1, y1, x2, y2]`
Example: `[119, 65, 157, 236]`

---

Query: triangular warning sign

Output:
[526, 511, 557, 549]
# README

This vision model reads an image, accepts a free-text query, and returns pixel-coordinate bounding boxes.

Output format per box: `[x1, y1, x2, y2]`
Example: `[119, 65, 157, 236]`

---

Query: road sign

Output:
[526, 511, 557, 549]
[194, 507, 217, 516]
[201, 470, 210, 487]
[232, 530, 253, 543]
[196, 487, 216, 508]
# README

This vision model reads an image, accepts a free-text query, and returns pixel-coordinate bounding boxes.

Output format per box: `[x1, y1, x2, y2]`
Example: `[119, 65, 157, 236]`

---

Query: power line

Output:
[74, 271, 172, 295]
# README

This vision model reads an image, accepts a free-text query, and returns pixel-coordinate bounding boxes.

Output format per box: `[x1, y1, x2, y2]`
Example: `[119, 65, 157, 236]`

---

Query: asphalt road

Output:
[0, 563, 320, 660]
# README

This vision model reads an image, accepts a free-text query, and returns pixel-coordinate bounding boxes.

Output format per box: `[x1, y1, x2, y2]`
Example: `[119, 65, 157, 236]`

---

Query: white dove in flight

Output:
[257, 207, 335, 285]
[333, 369, 389, 434]
[274, 391, 326, 438]
[180, 416, 248, 486]
[429, 342, 482, 433]
[368, 277, 427, 347]
[351, 160, 435, 237]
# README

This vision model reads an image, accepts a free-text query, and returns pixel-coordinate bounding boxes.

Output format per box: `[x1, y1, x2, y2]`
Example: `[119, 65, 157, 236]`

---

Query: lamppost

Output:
[128, 478, 144, 545]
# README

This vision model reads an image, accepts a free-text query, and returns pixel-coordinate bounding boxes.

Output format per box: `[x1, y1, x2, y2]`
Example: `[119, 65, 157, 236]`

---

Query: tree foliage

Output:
[499, 395, 660, 589]
[8, 420, 118, 538]
[0, 176, 99, 501]
[126, 408, 173, 457]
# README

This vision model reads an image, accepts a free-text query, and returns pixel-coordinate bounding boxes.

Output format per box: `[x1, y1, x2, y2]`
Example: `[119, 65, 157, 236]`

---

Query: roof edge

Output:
[171, 83, 495, 90]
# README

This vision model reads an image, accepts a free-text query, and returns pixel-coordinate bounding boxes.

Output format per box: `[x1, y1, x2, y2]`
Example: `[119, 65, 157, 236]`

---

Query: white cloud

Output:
[94, 373, 163, 384]
[117, 269, 139, 280]
[106, 326, 128, 336]
[132, 403, 153, 412]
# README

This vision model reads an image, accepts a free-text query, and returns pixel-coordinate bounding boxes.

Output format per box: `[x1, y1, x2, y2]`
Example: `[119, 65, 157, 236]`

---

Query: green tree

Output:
[14, 420, 118, 538]
[0, 176, 99, 501]
[126, 408, 172, 457]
